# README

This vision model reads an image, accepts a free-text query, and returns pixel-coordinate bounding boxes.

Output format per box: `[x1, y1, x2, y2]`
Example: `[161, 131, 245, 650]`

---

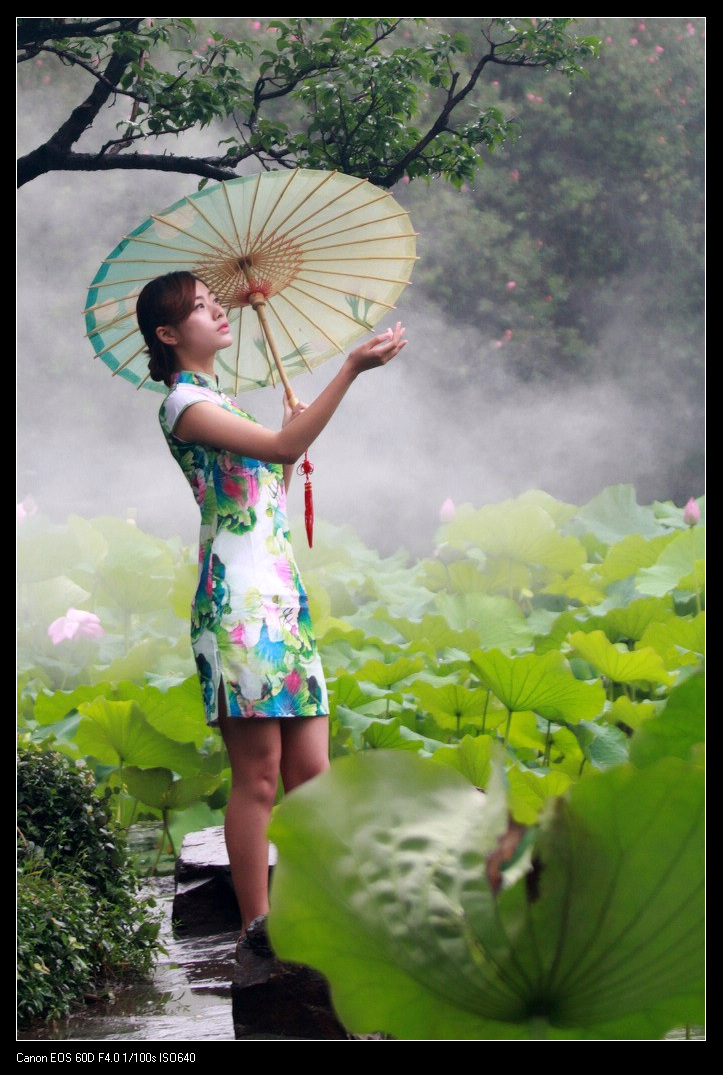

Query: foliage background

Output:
[16, 17, 704, 559]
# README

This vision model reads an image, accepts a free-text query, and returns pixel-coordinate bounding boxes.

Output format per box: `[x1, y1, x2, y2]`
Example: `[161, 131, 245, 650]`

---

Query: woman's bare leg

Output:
[280, 715, 330, 792]
[218, 711, 282, 932]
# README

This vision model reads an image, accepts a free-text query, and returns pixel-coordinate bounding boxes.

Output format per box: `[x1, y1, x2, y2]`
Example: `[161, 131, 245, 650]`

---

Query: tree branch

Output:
[17, 18, 142, 53]
[18, 149, 246, 187]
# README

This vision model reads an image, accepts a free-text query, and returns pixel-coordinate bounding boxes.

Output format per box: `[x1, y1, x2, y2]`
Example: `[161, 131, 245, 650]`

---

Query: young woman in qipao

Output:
[136, 271, 406, 957]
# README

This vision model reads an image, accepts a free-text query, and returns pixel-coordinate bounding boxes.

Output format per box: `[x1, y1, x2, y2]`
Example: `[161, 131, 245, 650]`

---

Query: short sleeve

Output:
[161, 382, 220, 436]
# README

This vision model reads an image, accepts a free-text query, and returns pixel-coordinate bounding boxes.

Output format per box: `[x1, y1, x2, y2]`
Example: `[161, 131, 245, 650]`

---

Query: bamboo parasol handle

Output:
[249, 293, 299, 407]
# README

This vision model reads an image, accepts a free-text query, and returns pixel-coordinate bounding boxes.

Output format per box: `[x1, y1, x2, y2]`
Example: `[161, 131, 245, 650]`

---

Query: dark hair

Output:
[136, 271, 199, 387]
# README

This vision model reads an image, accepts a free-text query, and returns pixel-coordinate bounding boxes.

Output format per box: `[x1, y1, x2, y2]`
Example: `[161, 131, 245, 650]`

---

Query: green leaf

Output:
[430, 733, 495, 787]
[442, 496, 587, 575]
[636, 527, 705, 597]
[629, 671, 705, 768]
[567, 719, 631, 770]
[435, 593, 534, 651]
[598, 533, 674, 586]
[506, 765, 573, 824]
[412, 681, 499, 735]
[123, 766, 220, 811]
[570, 485, 666, 544]
[568, 631, 674, 687]
[75, 698, 202, 777]
[471, 649, 606, 722]
[268, 752, 703, 1039]
[354, 657, 425, 690]
[638, 613, 705, 668]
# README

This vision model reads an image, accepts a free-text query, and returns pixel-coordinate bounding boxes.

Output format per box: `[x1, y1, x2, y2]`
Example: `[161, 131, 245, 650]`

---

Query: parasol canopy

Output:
[83, 168, 417, 400]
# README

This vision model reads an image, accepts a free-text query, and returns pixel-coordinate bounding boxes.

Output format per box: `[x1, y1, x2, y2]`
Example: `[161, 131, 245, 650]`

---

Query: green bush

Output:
[17, 740, 161, 1028]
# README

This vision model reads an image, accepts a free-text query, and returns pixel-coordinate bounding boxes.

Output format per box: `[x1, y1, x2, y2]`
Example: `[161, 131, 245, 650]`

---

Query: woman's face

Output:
[161, 280, 233, 361]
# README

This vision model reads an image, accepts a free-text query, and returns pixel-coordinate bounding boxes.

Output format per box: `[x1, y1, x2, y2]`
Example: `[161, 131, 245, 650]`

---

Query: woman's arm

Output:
[281, 396, 308, 490]
[173, 323, 407, 464]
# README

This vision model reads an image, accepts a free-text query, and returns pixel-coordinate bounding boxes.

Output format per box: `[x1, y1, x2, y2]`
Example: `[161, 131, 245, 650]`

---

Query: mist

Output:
[17, 73, 704, 562]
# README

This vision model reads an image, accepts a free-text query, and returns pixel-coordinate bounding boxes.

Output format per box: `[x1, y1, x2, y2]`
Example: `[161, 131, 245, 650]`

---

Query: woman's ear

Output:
[156, 324, 177, 346]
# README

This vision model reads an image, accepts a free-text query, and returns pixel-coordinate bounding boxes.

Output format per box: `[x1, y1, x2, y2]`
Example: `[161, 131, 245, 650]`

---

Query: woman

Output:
[136, 271, 406, 957]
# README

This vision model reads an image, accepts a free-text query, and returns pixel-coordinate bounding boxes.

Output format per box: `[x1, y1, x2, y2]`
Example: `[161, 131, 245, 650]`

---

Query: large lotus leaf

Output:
[597, 532, 673, 586]
[331, 673, 385, 714]
[444, 499, 587, 575]
[386, 613, 482, 656]
[629, 671, 705, 768]
[435, 593, 534, 651]
[506, 765, 573, 824]
[354, 657, 426, 691]
[635, 526, 705, 597]
[123, 766, 220, 811]
[412, 682, 502, 735]
[17, 576, 92, 628]
[513, 489, 580, 526]
[543, 566, 606, 606]
[168, 557, 199, 619]
[507, 710, 546, 752]
[363, 718, 430, 752]
[268, 751, 704, 1040]
[445, 561, 495, 594]
[17, 517, 101, 584]
[569, 485, 665, 544]
[430, 734, 495, 787]
[609, 696, 658, 731]
[74, 515, 179, 614]
[568, 630, 674, 687]
[471, 649, 606, 722]
[566, 719, 630, 769]
[87, 637, 176, 685]
[319, 627, 386, 675]
[33, 683, 115, 725]
[601, 597, 673, 643]
[638, 613, 705, 669]
[109, 678, 209, 748]
[75, 697, 202, 777]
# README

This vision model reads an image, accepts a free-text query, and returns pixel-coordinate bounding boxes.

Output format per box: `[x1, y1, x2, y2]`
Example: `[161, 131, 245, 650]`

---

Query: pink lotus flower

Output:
[17, 496, 38, 523]
[683, 498, 701, 526]
[48, 608, 104, 645]
[439, 498, 456, 522]
[506, 281, 517, 291]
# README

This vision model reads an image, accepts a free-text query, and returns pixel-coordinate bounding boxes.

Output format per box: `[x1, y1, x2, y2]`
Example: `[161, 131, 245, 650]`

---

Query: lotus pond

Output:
[17, 484, 705, 1040]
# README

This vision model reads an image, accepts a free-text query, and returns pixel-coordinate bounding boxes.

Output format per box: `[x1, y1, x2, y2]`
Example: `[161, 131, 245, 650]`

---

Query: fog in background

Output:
[17, 77, 704, 561]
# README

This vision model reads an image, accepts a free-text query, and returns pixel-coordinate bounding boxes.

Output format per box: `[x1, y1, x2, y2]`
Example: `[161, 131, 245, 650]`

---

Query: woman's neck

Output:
[174, 353, 216, 376]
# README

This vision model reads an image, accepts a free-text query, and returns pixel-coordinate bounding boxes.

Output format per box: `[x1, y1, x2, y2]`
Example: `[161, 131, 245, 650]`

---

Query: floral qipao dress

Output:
[159, 371, 328, 725]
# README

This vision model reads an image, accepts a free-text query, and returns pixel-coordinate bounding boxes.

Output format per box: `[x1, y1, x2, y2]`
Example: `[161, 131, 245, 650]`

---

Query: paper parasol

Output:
[83, 168, 417, 402]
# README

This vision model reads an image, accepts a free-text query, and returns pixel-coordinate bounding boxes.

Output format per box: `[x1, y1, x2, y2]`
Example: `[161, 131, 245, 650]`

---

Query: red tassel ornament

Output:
[297, 452, 315, 547]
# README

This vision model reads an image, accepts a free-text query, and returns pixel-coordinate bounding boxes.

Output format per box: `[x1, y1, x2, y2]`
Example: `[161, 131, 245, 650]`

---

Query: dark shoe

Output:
[237, 914, 274, 959]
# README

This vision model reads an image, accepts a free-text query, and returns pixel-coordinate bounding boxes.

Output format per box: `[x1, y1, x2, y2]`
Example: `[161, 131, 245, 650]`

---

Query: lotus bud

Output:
[682, 497, 701, 526]
[439, 498, 456, 522]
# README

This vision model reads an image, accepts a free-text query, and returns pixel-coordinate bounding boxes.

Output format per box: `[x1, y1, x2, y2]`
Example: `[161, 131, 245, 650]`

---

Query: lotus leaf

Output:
[268, 751, 703, 1040]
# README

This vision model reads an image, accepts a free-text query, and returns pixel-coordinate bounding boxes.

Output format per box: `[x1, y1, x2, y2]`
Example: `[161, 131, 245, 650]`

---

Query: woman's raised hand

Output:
[282, 396, 308, 428]
[345, 322, 407, 376]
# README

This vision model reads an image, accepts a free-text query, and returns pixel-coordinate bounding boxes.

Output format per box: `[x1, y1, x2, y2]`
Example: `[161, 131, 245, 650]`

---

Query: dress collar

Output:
[170, 370, 219, 391]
